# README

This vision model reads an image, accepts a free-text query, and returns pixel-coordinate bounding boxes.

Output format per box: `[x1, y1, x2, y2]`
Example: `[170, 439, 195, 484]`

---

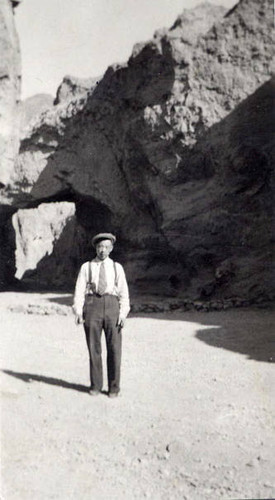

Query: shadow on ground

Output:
[47, 295, 73, 306]
[130, 308, 275, 364]
[195, 319, 274, 364]
[2, 369, 89, 393]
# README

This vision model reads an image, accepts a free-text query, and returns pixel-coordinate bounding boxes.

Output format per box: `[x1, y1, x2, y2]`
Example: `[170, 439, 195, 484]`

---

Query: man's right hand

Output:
[75, 314, 84, 325]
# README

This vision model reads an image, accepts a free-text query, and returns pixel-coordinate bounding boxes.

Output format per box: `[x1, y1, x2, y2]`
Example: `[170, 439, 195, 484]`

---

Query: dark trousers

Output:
[83, 294, 122, 393]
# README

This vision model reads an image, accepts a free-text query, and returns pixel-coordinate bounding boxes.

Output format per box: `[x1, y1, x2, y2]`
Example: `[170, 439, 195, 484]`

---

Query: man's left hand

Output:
[117, 316, 126, 329]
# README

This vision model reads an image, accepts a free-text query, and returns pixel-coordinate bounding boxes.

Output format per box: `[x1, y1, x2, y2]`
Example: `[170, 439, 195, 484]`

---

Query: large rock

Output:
[54, 75, 100, 105]
[2, 0, 275, 299]
[0, 0, 21, 288]
[0, 0, 21, 187]
[12, 202, 76, 284]
[19, 93, 54, 134]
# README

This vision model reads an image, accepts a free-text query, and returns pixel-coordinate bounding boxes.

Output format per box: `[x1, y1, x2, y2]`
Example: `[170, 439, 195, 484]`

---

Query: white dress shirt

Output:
[73, 257, 130, 318]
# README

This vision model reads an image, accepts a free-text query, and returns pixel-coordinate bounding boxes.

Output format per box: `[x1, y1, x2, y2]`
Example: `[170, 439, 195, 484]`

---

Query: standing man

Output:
[73, 233, 130, 398]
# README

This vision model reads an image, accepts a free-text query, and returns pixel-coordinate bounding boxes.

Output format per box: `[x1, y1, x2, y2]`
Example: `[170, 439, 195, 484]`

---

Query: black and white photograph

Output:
[0, 0, 274, 498]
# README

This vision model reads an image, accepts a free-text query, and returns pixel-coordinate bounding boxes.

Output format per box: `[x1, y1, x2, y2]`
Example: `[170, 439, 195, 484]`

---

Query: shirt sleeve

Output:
[73, 263, 87, 316]
[116, 263, 130, 318]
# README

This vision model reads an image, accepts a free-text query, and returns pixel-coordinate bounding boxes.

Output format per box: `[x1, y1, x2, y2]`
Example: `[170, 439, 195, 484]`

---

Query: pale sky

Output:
[14, 0, 237, 99]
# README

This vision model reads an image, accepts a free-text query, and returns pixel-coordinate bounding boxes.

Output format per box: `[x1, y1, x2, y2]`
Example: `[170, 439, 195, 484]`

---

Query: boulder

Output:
[12, 202, 76, 286]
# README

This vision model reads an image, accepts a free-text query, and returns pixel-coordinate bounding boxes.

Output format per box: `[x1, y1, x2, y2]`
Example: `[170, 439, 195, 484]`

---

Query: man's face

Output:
[96, 239, 113, 260]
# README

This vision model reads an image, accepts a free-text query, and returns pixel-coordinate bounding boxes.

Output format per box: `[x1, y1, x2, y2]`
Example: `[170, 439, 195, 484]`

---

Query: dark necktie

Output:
[97, 261, 107, 296]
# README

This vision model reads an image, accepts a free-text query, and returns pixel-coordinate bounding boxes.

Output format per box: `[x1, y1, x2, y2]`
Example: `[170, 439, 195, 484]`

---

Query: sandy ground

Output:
[0, 292, 274, 500]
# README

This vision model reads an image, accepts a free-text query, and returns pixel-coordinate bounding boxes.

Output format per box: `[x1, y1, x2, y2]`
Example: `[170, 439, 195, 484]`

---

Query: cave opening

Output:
[11, 194, 123, 291]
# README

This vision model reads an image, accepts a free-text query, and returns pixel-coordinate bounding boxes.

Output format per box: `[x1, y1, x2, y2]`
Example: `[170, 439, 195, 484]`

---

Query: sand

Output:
[0, 292, 274, 499]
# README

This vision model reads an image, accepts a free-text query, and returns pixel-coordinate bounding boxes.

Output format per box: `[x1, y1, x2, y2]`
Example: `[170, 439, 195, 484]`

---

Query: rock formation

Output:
[0, 0, 21, 288]
[1, 0, 274, 301]
[54, 75, 100, 105]
[13, 202, 75, 281]
[0, 0, 21, 187]
[19, 93, 54, 134]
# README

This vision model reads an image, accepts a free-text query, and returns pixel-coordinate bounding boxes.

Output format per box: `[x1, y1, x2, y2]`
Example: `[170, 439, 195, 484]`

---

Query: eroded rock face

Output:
[0, 0, 21, 288]
[13, 202, 76, 283]
[0, 0, 21, 188]
[19, 93, 54, 134]
[54, 75, 100, 105]
[3, 0, 275, 300]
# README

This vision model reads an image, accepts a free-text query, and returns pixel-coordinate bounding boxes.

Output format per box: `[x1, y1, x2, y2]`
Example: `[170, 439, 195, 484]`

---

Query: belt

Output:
[86, 293, 116, 298]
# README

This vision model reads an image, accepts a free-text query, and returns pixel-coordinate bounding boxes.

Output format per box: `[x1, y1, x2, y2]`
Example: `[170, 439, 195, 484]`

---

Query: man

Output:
[73, 233, 130, 398]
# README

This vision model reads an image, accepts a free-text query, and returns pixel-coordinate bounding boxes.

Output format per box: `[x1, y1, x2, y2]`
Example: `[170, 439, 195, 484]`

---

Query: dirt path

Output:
[0, 293, 274, 499]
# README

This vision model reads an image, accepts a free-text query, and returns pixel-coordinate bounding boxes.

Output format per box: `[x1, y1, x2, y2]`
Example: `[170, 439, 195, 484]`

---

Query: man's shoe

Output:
[108, 392, 119, 398]
[88, 389, 100, 396]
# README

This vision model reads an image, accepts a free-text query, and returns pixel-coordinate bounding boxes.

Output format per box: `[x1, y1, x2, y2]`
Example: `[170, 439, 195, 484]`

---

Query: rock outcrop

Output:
[0, 0, 21, 288]
[54, 75, 100, 105]
[19, 93, 54, 133]
[1, 0, 275, 301]
[13, 202, 75, 282]
[0, 0, 21, 187]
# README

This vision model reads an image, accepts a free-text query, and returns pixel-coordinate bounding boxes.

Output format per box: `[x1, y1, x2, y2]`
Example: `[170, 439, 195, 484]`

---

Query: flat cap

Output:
[92, 232, 116, 247]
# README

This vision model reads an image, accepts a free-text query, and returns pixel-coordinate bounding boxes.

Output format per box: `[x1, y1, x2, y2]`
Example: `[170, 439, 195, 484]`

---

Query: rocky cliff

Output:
[1, 0, 275, 301]
[0, 0, 21, 187]
[0, 0, 21, 287]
